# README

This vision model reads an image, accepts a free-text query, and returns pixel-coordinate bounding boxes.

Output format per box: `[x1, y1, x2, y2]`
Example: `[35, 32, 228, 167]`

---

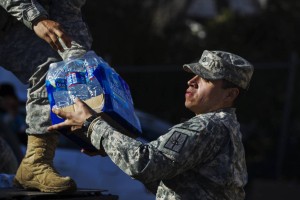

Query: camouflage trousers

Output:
[0, 21, 61, 135]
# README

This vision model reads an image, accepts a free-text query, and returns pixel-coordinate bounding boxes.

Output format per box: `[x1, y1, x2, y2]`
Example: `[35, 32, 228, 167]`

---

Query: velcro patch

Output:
[164, 131, 188, 153]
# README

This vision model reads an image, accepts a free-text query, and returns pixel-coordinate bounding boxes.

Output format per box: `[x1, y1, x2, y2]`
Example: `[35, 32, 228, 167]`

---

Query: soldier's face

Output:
[185, 75, 227, 115]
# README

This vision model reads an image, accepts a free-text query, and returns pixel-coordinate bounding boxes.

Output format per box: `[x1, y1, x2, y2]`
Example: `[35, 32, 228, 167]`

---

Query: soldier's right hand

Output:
[33, 18, 72, 52]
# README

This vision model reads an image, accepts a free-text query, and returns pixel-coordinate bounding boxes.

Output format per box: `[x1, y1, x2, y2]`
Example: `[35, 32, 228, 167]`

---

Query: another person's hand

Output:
[33, 18, 72, 52]
[47, 98, 97, 132]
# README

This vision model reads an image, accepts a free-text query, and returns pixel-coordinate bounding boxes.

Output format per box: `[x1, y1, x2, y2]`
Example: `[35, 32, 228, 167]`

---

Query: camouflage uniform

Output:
[87, 108, 247, 200]
[0, 0, 92, 135]
[83, 50, 253, 199]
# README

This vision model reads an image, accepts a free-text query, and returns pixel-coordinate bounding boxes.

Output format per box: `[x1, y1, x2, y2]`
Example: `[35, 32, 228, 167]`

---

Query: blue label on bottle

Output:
[55, 78, 67, 91]
[67, 72, 86, 88]
[86, 65, 96, 81]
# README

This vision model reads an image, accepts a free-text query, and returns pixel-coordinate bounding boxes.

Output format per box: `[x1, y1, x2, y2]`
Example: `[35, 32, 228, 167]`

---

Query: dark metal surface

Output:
[0, 188, 118, 200]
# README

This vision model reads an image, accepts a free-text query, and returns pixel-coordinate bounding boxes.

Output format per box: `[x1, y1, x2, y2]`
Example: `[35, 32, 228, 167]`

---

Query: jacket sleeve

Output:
[88, 117, 227, 183]
[0, 0, 48, 30]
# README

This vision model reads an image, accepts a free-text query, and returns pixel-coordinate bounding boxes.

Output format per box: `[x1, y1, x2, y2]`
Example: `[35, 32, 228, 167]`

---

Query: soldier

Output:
[48, 50, 254, 199]
[0, 0, 92, 193]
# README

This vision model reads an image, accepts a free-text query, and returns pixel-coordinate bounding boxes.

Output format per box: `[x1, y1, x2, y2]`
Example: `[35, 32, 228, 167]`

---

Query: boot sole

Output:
[14, 178, 77, 193]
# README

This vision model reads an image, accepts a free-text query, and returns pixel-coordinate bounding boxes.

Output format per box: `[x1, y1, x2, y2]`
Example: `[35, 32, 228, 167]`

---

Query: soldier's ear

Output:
[225, 88, 239, 102]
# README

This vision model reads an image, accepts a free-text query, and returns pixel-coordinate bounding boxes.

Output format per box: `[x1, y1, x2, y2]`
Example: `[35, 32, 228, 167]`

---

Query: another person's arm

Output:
[1, 0, 71, 51]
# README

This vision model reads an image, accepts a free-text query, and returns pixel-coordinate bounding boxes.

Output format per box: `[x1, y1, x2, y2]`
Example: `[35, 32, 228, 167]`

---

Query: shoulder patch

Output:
[164, 131, 188, 153]
[181, 122, 193, 129]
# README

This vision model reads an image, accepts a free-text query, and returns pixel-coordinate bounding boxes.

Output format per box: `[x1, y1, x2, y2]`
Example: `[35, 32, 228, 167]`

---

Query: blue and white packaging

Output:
[46, 51, 142, 151]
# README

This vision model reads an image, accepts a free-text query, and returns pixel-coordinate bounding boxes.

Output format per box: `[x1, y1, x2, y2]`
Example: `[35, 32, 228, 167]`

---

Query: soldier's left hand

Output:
[33, 18, 72, 52]
[47, 98, 97, 132]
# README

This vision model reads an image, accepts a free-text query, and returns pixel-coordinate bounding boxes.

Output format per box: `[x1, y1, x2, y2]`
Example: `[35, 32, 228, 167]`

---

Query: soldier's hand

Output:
[47, 98, 97, 131]
[33, 18, 72, 52]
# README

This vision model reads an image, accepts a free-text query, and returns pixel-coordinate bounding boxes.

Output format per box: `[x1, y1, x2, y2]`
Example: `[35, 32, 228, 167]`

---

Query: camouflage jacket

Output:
[0, 0, 92, 61]
[0, 0, 49, 30]
[0, 0, 92, 84]
[89, 108, 248, 200]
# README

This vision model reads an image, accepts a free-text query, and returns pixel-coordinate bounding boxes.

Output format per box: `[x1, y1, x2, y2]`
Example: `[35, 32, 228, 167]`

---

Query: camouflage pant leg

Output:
[0, 22, 61, 135]
[0, 136, 18, 174]
[25, 57, 61, 135]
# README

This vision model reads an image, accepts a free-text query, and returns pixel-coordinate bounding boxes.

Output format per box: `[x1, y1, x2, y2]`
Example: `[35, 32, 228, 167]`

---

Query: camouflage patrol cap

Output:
[183, 50, 254, 90]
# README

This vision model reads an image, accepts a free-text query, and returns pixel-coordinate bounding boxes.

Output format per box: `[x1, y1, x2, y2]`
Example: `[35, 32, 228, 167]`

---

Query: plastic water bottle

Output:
[83, 51, 103, 97]
[47, 62, 72, 108]
[65, 59, 90, 101]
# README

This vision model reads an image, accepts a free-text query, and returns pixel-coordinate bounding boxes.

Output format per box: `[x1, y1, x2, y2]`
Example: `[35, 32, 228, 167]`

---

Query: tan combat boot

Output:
[14, 134, 77, 193]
